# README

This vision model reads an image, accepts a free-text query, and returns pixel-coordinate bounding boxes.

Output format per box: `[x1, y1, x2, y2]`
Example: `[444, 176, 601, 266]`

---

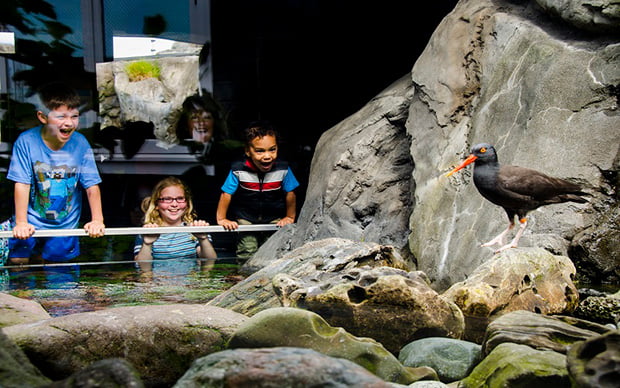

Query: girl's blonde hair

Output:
[141, 176, 196, 225]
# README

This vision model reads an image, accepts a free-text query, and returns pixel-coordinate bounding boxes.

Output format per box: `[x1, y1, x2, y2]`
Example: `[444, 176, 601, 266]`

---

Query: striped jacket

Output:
[221, 158, 299, 223]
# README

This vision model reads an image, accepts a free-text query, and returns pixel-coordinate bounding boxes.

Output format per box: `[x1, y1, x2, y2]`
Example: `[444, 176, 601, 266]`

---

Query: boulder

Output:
[174, 347, 394, 388]
[442, 248, 579, 342]
[398, 337, 482, 383]
[276, 266, 464, 354]
[208, 238, 412, 316]
[2, 304, 247, 387]
[459, 342, 569, 387]
[227, 307, 437, 385]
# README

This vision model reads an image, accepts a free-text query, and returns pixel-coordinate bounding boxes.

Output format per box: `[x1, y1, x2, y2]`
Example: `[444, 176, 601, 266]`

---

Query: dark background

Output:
[211, 1, 459, 152]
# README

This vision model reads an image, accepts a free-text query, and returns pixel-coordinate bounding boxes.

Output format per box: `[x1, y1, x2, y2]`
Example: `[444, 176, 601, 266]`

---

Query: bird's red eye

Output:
[480, 147, 487, 153]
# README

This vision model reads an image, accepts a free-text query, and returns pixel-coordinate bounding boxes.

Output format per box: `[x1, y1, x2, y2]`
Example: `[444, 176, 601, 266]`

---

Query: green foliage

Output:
[125, 61, 161, 82]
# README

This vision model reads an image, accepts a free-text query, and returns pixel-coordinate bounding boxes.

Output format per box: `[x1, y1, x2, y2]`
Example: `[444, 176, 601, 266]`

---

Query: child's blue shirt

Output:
[7, 126, 102, 230]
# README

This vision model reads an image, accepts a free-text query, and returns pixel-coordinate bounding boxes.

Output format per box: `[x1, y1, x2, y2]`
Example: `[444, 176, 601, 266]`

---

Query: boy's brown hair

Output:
[35, 82, 81, 112]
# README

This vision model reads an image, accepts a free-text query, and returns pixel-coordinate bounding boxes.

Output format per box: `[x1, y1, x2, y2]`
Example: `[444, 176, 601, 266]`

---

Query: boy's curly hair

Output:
[244, 120, 279, 147]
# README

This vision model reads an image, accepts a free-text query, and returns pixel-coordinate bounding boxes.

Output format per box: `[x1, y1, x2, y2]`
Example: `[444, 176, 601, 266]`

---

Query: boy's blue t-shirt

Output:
[7, 126, 102, 229]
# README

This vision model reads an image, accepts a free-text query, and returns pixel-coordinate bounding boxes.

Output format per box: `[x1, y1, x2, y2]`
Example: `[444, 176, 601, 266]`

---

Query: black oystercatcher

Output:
[446, 143, 588, 252]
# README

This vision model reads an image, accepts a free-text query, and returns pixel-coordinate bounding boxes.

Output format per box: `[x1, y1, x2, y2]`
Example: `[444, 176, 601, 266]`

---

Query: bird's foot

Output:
[481, 236, 505, 248]
[493, 243, 517, 253]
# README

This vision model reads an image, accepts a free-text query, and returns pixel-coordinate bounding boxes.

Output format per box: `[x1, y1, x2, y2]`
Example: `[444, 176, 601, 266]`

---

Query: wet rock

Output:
[227, 307, 437, 385]
[174, 347, 394, 388]
[574, 294, 620, 325]
[208, 238, 411, 316]
[398, 337, 481, 383]
[0, 292, 51, 328]
[442, 248, 579, 342]
[459, 342, 569, 387]
[276, 266, 464, 354]
[0, 329, 51, 387]
[2, 304, 247, 387]
[567, 329, 620, 388]
[483, 310, 612, 355]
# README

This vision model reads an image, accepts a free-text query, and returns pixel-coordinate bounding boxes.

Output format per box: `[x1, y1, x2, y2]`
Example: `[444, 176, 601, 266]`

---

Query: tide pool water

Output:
[3, 259, 241, 317]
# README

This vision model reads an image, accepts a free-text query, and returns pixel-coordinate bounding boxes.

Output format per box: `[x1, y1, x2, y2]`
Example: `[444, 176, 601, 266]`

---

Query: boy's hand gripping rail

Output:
[0, 224, 280, 238]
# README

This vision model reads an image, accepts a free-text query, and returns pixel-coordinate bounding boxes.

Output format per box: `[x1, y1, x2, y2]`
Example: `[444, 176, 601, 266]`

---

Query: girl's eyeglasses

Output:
[158, 197, 186, 204]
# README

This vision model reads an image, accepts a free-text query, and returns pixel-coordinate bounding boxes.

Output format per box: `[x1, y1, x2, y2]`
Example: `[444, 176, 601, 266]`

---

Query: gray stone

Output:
[174, 347, 394, 388]
[399, 337, 481, 383]
[2, 304, 247, 387]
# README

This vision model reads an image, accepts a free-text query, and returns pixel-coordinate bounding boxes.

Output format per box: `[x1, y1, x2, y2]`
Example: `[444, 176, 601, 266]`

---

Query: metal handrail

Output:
[0, 224, 280, 238]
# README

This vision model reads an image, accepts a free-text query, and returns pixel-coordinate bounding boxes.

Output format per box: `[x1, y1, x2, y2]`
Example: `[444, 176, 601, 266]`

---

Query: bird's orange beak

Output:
[446, 154, 478, 177]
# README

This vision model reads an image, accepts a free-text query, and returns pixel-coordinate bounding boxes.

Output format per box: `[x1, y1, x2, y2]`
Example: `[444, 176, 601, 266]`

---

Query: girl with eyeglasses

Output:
[134, 176, 217, 277]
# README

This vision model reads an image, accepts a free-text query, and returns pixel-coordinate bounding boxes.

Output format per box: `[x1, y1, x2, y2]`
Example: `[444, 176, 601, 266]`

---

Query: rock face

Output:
[255, 0, 618, 290]
[442, 248, 579, 342]
[408, 0, 619, 289]
[2, 304, 247, 387]
[277, 266, 465, 355]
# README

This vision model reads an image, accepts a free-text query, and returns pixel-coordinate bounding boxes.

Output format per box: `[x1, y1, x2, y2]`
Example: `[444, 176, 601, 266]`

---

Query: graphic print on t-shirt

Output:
[33, 161, 78, 220]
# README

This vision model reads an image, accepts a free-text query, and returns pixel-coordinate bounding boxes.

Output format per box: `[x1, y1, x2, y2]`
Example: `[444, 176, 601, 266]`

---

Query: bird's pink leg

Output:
[481, 222, 514, 248]
[495, 218, 528, 253]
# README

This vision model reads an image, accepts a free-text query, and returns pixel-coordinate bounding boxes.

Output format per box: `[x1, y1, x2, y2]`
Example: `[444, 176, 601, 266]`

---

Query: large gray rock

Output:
[409, 0, 619, 289]
[2, 304, 247, 387]
[174, 347, 395, 388]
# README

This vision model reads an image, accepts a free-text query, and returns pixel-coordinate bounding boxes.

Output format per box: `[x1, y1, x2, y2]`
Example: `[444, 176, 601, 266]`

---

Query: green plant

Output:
[125, 60, 161, 82]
